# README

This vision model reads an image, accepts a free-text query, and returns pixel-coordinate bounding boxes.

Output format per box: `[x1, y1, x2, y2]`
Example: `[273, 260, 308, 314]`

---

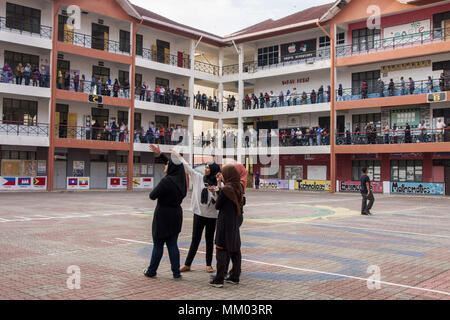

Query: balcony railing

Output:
[0, 17, 52, 39]
[134, 130, 188, 146]
[138, 48, 191, 69]
[60, 30, 130, 55]
[336, 27, 450, 58]
[194, 61, 220, 75]
[56, 124, 130, 142]
[242, 91, 331, 110]
[56, 77, 130, 98]
[135, 89, 189, 107]
[222, 64, 239, 75]
[0, 120, 49, 137]
[1, 69, 50, 88]
[336, 127, 449, 145]
[193, 96, 220, 112]
[336, 78, 447, 101]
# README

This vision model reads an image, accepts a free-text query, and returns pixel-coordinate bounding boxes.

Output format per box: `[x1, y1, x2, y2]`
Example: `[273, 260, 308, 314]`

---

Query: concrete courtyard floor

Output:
[0, 190, 449, 300]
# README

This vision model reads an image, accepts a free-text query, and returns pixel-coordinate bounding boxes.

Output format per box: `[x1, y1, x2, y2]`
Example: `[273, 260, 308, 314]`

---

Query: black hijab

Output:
[166, 159, 187, 198]
[201, 162, 221, 204]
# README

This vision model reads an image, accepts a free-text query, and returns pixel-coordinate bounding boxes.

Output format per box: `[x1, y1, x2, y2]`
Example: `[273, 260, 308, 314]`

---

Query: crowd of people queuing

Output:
[134, 124, 186, 145]
[137, 83, 188, 107]
[195, 91, 220, 111]
[337, 74, 449, 101]
[339, 118, 448, 145]
[243, 85, 331, 110]
[1, 63, 50, 87]
[73, 120, 130, 142]
[145, 145, 246, 288]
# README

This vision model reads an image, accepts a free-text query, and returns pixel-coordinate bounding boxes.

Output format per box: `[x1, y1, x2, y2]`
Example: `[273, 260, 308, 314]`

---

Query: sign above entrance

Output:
[88, 95, 103, 104]
[282, 78, 310, 86]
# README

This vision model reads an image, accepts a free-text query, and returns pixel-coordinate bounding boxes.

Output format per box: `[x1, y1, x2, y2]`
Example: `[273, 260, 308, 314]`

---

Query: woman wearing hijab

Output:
[144, 145, 187, 279]
[172, 151, 221, 273]
[210, 165, 244, 288]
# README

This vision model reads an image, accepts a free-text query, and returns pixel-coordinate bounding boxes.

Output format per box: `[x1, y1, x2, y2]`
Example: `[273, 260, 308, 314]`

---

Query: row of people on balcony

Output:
[1, 63, 50, 87]
[337, 74, 448, 100]
[341, 119, 448, 144]
[137, 84, 188, 107]
[134, 125, 186, 145]
[194, 92, 220, 111]
[243, 86, 332, 109]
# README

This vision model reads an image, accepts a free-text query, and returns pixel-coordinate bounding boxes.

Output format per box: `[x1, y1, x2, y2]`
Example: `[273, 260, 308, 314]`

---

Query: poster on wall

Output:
[108, 162, 116, 175]
[295, 180, 331, 192]
[37, 160, 47, 175]
[280, 39, 317, 62]
[391, 182, 444, 195]
[340, 181, 384, 193]
[140, 164, 148, 175]
[67, 177, 90, 190]
[72, 161, 85, 177]
[133, 177, 154, 189]
[383, 19, 431, 47]
[259, 179, 290, 190]
[117, 163, 128, 177]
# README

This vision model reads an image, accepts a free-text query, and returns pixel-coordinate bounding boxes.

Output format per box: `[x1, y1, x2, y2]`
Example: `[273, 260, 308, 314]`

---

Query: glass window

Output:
[352, 27, 380, 52]
[4, 51, 40, 72]
[351, 70, 381, 95]
[2, 98, 38, 125]
[92, 66, 110, 82]
[319, 36, 330, 48]
[352, 160, 381, 181]
[337, 32, 345, 45]
[258, 45, 279, 67]
[119, 30, 131, 53]
[6, 3, 41, 34]
[118, 71, 129, 87]
[391, 160, 423, 182]
[136, 34, 143, 56]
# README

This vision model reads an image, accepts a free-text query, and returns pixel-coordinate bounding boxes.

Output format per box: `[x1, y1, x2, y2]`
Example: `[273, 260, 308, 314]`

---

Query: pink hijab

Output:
[233, 163, 247, 190]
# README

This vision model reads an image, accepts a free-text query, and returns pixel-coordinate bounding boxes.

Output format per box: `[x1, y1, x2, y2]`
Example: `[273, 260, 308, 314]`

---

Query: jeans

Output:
[361, 191, 375, 214]
[147, 234, 180, 277]
[317, 136, 321, 146]
[213, 248, 241, 284]
[184, 215, 217, 267]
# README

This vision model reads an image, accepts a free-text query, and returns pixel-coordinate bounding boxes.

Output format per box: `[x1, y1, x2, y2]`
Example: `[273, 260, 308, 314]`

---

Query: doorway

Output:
[58, 15, 73, 44]
[156, 39, 170, 64]
[90, 162, 107, 189]
[92, 23, 109, 51]
[319, 116, 330, 130]
[337, 115, 345, 134]
[54, 160, 67, 190]
[56, 104, 68, 138]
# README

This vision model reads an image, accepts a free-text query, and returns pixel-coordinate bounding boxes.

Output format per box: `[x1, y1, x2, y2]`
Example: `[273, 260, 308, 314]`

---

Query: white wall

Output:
[136, 67, 189, 92]
[139, 25, 191, 58]
[138, 110, 189, 130]
[0, 0, 53, 27]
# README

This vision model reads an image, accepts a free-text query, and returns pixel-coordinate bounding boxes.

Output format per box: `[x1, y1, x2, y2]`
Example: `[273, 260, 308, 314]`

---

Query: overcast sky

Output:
[130, 0, 332, 37]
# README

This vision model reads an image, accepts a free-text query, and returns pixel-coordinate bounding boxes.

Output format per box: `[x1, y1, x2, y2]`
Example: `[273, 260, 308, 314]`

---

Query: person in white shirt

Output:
[170, 149, 221, 273]
[436, 118, 446, 142]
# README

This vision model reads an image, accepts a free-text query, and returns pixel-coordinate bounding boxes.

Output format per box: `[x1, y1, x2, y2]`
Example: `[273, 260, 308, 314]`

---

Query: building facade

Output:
[0, 0, 449, 195]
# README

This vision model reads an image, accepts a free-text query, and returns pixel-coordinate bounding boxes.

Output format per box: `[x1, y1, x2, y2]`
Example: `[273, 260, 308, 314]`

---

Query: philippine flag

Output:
[79, 179, 89, 186]
[1, 177, 16, 186]
[110, 178, 121, 186]
[34, 177, 46, 186]
[68, 178, 78, 186]
[18, 178, 32, 186]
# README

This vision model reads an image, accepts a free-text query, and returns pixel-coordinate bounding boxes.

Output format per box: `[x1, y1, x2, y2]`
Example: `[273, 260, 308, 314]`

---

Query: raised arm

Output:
[171, 150, 201, 178]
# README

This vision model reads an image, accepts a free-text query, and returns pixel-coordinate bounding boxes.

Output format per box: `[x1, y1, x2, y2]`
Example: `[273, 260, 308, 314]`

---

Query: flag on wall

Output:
[1, 177, 16, 186]
[110, 178, 121, 186]
[68, 178, 78, 186]
[79, 178, 89, 186]
[34, 177, 46, 186]
[18, 178, 32, 186]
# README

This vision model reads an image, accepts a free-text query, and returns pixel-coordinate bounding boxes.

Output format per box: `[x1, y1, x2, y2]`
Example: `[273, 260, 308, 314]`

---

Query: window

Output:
[258, 46, 279, 67]
[136, 34, 143, 56]
[6, 3, 41, 34]
[155, 77, 169, 89]
[134, 112, 141, 130]
[352, 113, 381, 132]
[135, 73, 142, 89]
[2, 98, 38, 125]
[319, 36, 330, 48]
[155, 115, 169, 128]
[119, 30, 131, 53]
[119, 71, 129, 87]
[352, 160, 381, 181]
[92, 66, 110, 82]
[118, 111, 128, 127]
[351, 70, 381, 95]
[352, 27, 381, 52]
[391, 160, 423, 182]
[337, 32, 345, 45]
[1, 150, 36, 160]
[4, 51, 40, 72]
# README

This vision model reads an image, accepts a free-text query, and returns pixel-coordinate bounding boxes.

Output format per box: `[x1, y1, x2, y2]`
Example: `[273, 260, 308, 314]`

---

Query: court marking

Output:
[115, 238, 450, 297]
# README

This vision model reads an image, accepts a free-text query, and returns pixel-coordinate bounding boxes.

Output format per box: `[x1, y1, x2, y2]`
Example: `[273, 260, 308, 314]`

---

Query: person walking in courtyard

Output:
[172, 150, 221, 274]
[144, 145, 187, 279]
[360, 168, 374, 216]
[210, 165, 244, 288]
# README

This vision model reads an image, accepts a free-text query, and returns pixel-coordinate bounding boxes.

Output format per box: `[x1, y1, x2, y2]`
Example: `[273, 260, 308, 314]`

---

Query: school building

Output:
[0, 0, 449, 195]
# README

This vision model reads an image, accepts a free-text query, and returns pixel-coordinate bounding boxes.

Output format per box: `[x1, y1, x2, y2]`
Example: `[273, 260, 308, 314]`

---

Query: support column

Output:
[237, 116, 244, 163]
[218, 82, 224, 113]
[237, 44, 245, 164]
[330, 24, 337, 193]
[47, 1, 61, 191]
[188, 114, 194, 166]
[218, 118, 223, 149]
[127, 21, 137, 191]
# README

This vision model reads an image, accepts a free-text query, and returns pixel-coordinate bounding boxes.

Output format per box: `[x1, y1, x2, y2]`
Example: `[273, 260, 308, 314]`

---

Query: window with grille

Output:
[352, 160, 381, 181]
[319, 36, 330, 48]
[6, 3, 41, 34]
[2, 98, 38, 125]
[257, 46, 279, 67]
[352, 28, 381, 52]
[391, 160, 423, 182]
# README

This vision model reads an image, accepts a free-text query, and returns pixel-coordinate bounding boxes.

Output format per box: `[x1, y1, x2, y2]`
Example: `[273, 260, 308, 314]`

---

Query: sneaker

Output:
[173, 274, 182, 280]
[225, 278, 239, 285]
[143, 268, 156, 278]
[361, 212, 370, 216]
[209, 281, 223, 288]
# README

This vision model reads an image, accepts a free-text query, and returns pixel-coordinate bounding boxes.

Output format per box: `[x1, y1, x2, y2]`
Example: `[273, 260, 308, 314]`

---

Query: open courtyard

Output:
[0, 190, 449, 300]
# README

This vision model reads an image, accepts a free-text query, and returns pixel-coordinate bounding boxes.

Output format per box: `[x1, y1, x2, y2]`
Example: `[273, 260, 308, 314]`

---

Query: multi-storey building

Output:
[0, 0, 449, 195]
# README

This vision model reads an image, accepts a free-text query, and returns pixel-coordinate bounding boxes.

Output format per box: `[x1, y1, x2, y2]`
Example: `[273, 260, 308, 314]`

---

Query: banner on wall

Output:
[383, 19, 431, 46]
[391, 182, 444, 195]
[340, 181, 384, 193]
[67, 177, 90, 190]
[295, 180, 331, 192]
[0, 177, 47, 191]
[133, 177, 154, 189]
[259, 179, 290, 190]
[280, 39, 317, 62]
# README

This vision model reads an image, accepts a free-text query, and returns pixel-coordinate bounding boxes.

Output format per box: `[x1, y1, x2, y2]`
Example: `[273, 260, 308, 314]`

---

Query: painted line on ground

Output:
[115, 237, 450, 297]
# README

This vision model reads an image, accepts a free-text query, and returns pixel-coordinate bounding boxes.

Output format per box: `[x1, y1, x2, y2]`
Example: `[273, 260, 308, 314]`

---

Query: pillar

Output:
[330, 24, 337, 193]
[127, 21, 137, 191]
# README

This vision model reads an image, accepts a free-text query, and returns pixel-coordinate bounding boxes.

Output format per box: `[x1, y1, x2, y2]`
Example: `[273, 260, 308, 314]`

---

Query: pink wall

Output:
[347, 2, 450, 42]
